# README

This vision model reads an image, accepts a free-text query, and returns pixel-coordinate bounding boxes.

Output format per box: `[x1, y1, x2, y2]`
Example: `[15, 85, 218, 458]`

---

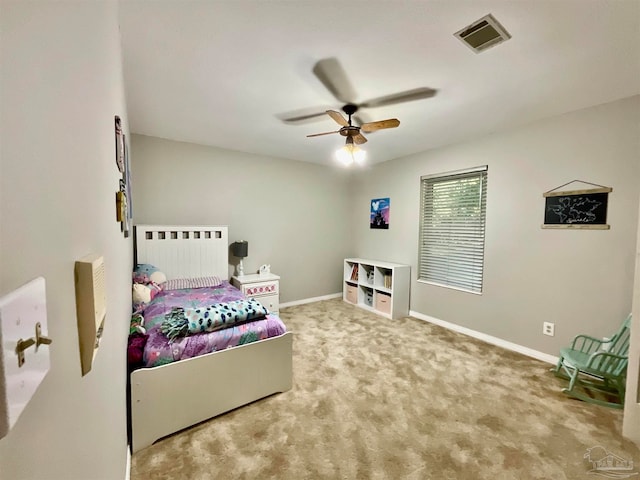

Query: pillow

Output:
[133, 263, 167, 285]
[163, 276, 222, 291]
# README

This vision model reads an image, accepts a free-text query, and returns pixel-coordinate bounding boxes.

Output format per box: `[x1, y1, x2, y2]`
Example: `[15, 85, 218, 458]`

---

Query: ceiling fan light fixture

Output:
[336, 138, 366, 166]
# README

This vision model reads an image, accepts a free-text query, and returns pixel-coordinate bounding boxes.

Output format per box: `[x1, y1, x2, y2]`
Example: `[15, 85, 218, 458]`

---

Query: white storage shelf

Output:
[343, 258, 410, 319]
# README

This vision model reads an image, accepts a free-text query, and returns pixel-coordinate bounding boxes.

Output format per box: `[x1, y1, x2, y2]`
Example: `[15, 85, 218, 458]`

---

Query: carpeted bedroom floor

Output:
[131, 298, 639, 480]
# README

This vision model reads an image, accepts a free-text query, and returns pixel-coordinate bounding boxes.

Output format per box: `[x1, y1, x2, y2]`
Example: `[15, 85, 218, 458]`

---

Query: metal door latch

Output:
[15, 322, 52, 367]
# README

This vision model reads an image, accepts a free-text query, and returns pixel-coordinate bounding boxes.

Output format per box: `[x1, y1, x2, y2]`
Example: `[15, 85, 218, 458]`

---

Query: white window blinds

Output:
[419, 167, 488, 293]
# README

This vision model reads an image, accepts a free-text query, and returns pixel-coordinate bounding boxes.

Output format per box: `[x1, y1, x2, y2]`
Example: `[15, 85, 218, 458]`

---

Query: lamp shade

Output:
[231, 241, 248, 258]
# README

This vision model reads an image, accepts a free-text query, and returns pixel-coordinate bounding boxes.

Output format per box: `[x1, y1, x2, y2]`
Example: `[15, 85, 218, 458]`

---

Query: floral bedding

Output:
[139, 281, 287, 368]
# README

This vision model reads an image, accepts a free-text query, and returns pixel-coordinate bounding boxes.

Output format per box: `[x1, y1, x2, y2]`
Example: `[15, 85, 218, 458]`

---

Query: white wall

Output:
[0, 2, 131, 479]
[130, 134, 353, 302]
[352, 96, 640, 356]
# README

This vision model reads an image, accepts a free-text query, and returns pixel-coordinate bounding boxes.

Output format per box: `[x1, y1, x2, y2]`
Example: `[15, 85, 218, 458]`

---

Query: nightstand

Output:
[231, 273, 280, 315]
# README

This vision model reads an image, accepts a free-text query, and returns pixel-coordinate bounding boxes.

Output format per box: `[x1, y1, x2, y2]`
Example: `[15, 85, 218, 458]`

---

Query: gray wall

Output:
[130, 134, 354, 303]
[352, 96, 640, 356]
[0, 4, 637, 477]
[625, 195, 640, 444]
[0, 2, 132, 479]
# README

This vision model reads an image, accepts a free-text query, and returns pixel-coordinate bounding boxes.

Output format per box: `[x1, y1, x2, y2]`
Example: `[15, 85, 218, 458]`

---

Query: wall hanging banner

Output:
[542, 180, 612, 230]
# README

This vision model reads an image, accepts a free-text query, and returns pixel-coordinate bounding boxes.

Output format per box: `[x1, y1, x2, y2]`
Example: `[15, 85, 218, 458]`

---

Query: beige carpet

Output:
[131, 298, 639, 479]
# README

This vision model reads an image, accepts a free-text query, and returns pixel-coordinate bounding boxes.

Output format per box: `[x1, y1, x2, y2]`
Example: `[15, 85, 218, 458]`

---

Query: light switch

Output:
[0, 277, 50, 439]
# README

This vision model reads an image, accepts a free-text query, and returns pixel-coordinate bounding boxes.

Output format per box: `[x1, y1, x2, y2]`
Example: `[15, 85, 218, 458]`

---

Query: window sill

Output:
[416, 279, 483, 295]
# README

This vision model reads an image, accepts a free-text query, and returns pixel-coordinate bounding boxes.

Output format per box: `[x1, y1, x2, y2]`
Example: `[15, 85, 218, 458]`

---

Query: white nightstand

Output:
[231, 273, 280, 315]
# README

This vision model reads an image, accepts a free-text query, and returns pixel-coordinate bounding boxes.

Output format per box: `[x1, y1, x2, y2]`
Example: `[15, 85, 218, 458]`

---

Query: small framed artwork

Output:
[117, 178, 128, 236]
[115, 116, 125, 173]
[124, 136, 132, 223]
[122, 136, 131, 238]
[116, 190, 127, 223]
[370, 198, 390, 229]
[114, 115, 133, 237]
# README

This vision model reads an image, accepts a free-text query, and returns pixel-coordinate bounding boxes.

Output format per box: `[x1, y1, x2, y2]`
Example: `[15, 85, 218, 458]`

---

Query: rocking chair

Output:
[552, 313, 631, 409]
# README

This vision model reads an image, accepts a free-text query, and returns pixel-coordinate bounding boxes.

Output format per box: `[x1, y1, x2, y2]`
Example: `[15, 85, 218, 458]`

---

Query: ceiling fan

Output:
[305, 104, 399, 145]
[281, 57, 437, 137]
[306, 104, 400, 165]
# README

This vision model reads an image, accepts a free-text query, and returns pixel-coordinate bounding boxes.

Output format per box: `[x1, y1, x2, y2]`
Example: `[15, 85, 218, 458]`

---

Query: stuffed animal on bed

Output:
[130, 311, 146, 335]
[132, 263, 167, 285]
[127, 312, 149, 371]
[132, 282, 162, 311]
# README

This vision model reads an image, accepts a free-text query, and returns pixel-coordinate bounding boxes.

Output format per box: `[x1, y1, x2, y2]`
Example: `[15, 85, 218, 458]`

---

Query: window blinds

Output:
[419, 167, 488, 293]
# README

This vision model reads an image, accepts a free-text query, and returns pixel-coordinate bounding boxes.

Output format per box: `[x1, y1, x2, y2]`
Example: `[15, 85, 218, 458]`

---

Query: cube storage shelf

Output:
[343, 258, 410, 319]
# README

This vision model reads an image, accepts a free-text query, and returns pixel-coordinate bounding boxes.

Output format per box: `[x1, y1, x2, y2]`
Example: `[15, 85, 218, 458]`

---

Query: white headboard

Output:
[134, 225, 229, 280]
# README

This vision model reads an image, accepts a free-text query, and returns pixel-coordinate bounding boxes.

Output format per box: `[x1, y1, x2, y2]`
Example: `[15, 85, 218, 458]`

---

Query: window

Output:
[418, 166, 488, 293]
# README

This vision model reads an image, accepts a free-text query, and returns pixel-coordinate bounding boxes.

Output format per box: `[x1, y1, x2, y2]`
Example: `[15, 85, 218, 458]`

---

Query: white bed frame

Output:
[130, 225, 293, 453]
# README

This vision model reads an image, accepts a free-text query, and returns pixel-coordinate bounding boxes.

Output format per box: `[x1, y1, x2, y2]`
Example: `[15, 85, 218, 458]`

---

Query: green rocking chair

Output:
[552, 313, 631, 409]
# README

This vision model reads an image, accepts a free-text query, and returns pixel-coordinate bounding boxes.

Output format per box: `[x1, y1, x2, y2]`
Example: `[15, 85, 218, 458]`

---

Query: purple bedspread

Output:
[141, 281, 286, 368]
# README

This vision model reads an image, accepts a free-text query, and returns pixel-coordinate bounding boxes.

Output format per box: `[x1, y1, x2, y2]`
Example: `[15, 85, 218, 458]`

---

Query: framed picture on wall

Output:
[124, 136, 132, 219]
[122, 135, 131, 237]
[114, 116, 125, 173]
[370, 198, 390, 229]
[116, 188, 127, 223]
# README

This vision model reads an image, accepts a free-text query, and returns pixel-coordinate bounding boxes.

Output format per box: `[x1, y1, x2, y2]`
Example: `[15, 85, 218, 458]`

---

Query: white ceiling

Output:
[119, 0, 640, 167]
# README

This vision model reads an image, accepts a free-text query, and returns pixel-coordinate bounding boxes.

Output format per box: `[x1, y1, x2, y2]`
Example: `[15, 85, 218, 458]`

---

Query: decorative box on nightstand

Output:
[231, 273, 280, 316]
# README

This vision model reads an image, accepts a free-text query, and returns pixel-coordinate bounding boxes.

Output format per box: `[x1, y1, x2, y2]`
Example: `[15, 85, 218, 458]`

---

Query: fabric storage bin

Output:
[375, 292, 391, 314]
[346, 284, 357, 303]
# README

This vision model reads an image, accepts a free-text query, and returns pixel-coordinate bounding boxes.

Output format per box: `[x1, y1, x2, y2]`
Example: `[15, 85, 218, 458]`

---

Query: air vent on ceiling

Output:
[454, 13, 511, 53]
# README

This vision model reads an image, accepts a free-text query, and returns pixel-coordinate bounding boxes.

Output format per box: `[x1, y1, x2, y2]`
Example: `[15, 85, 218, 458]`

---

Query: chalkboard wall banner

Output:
[542, 186, 612, 230]
[544, 187, 611, 197]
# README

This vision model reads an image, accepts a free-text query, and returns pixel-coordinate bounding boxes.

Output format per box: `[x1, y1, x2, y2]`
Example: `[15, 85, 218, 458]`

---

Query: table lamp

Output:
[231, 241, 248, 276]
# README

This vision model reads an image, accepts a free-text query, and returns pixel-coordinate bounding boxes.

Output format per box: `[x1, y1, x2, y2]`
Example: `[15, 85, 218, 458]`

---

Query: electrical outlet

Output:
[543, 322, 555, 337]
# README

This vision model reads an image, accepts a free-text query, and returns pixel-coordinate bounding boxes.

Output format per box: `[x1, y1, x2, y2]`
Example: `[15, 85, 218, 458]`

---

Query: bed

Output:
[129, 224, 293, 453]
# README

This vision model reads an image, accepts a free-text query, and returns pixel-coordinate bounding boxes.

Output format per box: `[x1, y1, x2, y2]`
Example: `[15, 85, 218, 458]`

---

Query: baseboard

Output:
[280, 293, 342, 309]
[409, 310, 559, 365]
[125, 446, 131, 480]
[278, 298, 557, 364]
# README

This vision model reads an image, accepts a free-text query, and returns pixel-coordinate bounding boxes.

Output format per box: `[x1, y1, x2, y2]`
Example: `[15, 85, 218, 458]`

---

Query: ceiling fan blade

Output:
[360, 118, 400, 132]
[326, 110, 349, 127]
[360, 87, 437, 108]
[312, 57, 357, 104]
[281, 111, 332, 123]
[352, 133, 368, 145]
[306, 130, 341, 138]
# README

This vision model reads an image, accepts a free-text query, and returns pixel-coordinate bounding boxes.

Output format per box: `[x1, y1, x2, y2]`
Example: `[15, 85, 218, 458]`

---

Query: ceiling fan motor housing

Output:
[340, 126, 360, 137]
[340, 104, 360, 136]
[342, 104, 358, 116]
